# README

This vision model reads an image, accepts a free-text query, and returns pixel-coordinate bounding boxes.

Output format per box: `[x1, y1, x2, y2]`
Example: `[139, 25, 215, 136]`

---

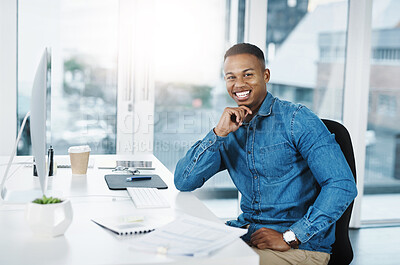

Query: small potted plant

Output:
[25, 195, 73, 237]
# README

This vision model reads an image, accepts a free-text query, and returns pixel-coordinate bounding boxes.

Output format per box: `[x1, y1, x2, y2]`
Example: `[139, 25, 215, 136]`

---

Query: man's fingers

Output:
[238, 105, 253, 115]
[226, 110, 240, 124]
[238, 106, 252, 119]
[251, 232, 268, 242]
[250, 237, 260, 245]
[251, 227, 269, 238]
[216, 106, 254, 136]
[225, 106, 253, 124]
[228, 109, 245, 124]
[251, 233, 263, 241]
[255, 243, 268, 250]
[236, 108, 249, 123]
[250, 237, 268, 249]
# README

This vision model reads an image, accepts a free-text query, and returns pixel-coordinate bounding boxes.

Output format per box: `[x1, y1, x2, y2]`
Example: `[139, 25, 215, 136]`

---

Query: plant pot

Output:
[25, 199, 73, 237]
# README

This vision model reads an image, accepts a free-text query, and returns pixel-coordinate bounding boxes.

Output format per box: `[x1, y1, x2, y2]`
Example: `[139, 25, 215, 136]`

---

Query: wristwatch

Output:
[283, 230, 299, 249]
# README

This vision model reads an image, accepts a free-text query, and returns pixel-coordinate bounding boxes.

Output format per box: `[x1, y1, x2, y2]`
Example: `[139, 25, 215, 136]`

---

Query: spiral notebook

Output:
[91, 214, 173, 236]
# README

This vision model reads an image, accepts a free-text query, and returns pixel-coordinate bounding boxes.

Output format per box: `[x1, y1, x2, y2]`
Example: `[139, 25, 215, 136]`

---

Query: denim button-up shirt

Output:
[174, 92, 357, 254]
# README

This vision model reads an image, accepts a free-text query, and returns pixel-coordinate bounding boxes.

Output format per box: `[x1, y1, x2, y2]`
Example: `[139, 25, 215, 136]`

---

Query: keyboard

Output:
[127, 187, 170, 209]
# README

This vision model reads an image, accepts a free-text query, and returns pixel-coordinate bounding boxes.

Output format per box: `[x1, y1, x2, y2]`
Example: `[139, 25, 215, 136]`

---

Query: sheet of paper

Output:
[129, 214, 247, 257]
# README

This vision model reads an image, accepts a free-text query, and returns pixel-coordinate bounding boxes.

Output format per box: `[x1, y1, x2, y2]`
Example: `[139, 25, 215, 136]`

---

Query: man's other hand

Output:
[250, 227, 291, 252]
[214, 106, 252, 137]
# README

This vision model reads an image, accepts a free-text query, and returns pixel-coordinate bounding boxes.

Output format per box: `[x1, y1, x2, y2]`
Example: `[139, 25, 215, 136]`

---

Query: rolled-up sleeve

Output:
[289, 106, 358, 243]
[174, 129, 227, 191]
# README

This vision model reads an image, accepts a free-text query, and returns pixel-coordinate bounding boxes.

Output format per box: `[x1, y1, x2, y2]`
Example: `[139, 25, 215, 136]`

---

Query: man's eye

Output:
[227, 76, 235, 80]
[244, 73, 253, 77]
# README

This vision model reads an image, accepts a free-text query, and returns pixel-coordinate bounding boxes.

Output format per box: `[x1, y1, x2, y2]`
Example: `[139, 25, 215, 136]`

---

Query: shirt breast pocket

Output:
[260, 142, 294, 180]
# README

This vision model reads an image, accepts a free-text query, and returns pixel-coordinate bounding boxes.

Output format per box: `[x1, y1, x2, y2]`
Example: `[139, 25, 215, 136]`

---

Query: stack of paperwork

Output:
[129, 214, 247, 257]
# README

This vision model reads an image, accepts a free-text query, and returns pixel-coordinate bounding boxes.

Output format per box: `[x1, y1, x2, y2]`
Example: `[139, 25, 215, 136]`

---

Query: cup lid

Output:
[68, 145, 91, 153]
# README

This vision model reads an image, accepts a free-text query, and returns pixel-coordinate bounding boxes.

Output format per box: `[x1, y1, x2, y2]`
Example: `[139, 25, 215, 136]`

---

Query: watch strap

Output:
[287, 239, 299, 249]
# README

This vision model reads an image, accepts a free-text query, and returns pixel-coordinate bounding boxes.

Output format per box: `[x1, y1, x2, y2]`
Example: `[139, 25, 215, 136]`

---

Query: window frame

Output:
[342, 0, 372, 228]
[117, 0, 155, 155]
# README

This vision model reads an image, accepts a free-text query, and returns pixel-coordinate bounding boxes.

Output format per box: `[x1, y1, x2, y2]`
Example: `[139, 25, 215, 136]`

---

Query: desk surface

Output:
[0, 154, 258, 265]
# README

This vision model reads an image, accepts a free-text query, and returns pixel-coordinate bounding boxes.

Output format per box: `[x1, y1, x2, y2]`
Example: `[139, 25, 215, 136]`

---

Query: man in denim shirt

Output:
[174, 43, 357, 265]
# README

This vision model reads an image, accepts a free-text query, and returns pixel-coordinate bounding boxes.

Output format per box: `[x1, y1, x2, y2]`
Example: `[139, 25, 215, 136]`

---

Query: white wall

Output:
[0, 0, 17, 155]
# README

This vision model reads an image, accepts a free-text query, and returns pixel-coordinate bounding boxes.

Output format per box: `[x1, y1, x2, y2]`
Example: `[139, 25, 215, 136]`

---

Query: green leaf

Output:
[32, 195, 63, 204]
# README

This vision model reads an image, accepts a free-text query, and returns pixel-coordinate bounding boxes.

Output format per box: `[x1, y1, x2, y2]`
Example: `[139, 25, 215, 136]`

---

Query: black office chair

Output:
[322, 119, 357, 265]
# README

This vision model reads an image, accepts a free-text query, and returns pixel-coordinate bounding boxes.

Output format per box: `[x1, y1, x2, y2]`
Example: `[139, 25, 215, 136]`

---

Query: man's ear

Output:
[264, 68, 270, 83]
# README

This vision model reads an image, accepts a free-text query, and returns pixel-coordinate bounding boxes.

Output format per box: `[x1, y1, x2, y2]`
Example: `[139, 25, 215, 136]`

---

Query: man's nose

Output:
[235, 77, 245, 88]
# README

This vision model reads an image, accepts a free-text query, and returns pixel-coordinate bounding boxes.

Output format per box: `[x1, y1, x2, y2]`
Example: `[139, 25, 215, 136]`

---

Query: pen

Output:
[126, 176, 152, 182]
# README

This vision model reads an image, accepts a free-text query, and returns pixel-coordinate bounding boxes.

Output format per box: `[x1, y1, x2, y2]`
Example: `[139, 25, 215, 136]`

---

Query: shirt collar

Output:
[257, 92, 275, 117]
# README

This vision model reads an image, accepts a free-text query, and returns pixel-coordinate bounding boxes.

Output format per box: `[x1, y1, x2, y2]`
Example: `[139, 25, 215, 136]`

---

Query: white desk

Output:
[0, 154, 258, 265]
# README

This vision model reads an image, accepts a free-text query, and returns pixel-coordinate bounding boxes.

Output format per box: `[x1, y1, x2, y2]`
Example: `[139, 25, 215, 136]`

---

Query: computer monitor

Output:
[30, 48, 51, 195]
[0, 48, 52, 203]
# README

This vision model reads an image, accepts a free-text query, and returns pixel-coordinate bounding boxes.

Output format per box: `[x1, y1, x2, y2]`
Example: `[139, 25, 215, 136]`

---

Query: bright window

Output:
[361, 0, 400, 223]
[267, 0, 349, 121]
[17, 0, 118, 155]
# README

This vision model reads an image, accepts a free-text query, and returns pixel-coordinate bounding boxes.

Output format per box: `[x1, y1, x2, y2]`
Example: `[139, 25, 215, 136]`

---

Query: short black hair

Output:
[224, 43, 265, 69]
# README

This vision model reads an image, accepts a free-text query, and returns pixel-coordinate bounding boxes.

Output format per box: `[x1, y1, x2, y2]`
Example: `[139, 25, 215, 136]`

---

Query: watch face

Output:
[284, 231, 296, 242]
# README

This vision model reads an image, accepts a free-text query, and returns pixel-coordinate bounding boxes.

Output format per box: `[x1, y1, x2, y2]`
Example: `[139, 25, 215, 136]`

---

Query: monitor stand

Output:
[0, 111, 59, 205]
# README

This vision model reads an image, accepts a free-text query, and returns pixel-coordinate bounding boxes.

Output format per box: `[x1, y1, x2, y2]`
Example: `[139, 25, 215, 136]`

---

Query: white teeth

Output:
[236, 91, 250, 98]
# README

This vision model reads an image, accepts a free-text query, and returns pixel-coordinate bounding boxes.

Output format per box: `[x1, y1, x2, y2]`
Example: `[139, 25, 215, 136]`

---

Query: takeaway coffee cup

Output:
[68, 145, 91, 176]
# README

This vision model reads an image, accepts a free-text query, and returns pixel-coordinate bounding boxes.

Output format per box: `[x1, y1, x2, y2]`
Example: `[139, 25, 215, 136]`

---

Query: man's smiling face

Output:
[224, 53, 270, 112]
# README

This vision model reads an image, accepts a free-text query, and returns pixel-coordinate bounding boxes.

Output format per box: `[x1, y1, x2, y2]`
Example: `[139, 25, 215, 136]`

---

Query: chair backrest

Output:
[322, 119, 357, 265]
